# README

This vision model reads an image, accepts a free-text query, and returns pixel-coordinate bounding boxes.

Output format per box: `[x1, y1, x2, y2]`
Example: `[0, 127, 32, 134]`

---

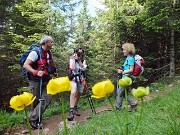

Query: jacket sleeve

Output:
[80, 60, 87, 71]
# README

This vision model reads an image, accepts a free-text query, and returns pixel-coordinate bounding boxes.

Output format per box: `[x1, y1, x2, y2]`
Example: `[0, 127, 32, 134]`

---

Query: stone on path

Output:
[22, 129, 28, 134]
[59, 120, 78, 132]
[44, 128, 50, 134]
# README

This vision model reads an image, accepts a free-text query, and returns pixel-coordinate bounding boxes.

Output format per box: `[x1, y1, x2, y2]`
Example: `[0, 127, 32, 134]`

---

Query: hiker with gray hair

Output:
[23, 35, 57, 129]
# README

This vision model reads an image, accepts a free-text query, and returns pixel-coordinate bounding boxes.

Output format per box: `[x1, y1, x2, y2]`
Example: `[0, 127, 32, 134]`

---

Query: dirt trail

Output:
[6, 104, 112, 135]
[5, 88, 169, 135]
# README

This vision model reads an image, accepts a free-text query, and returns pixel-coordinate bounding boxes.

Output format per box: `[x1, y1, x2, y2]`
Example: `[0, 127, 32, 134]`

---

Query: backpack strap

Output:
[67, 55, 73, 76]
[125, 55, 135, 68]
[46, 50, 54, 66]
[33, 47, 44, 69]
[37, 47, 43, 62]
[123, 55, 136, 79]
[67, 56, 82, 82]
[27, 47, 45, 81]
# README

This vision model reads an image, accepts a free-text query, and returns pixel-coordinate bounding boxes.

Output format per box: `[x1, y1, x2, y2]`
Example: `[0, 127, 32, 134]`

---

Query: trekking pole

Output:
[87, 91, 96, 114]
[38, 78, 44, 134]
[36, 48, 45, 134]
[117, 73, 122, 91]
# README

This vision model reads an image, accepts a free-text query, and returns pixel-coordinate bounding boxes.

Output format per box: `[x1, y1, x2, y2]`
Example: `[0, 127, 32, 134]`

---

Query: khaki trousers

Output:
[28, 80, 52, 121]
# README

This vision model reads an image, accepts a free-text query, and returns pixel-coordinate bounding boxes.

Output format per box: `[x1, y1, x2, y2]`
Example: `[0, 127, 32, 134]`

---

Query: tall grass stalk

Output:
[132, 98, 144, 135]
[61, 93, 68, 135]
[107, 97, 123, 134]
[124, 88, 129, 135]
[24, 108, 32, 135]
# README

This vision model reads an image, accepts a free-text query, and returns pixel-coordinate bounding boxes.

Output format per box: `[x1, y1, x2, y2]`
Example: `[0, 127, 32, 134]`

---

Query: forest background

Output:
[0, 0, 179, 111]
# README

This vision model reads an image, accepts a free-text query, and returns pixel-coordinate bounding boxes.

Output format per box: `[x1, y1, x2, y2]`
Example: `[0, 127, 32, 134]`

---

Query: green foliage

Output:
[1, 1, 180, 132]
[0, 110, 25, 132]
[142, 0, 171, 32]
[1, 0, 180, 97]
[17, 87, 30, 93]
[43, 101, 62, 117]
[150, 76, 175, 91]
[3, 0, 70, 84]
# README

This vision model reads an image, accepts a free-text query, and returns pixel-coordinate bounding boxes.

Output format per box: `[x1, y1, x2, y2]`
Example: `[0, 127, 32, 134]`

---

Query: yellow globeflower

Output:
[91, 80, 114, 99]
[10, 92, 36, 111]
[20, 92, 35, 106]
[118, 76, 132, 87]
[132, 86, 149, 98]
[47, 76, 71, 95]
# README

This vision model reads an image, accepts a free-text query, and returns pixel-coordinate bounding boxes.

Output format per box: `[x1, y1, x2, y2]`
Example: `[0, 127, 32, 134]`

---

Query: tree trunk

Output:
[169, 0, 176, 78]
[169, 30, 175, 78]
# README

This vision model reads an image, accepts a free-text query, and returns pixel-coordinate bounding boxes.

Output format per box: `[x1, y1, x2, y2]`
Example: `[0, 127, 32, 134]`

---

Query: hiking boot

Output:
[128, 104, 137, 112]
[115, 105, 122, 111]
[115, 106, 120, 111]
[73, 107, 80, 116]
[67, 110, 74, 121]
[36, 118, 44, 129]
[29, 121, 38, 130]
[36, 121, 44, 129]
[37, 122, 43, 129]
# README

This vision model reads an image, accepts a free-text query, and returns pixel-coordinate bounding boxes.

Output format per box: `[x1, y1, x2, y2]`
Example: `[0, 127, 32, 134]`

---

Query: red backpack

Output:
[132, 54, 145, 77]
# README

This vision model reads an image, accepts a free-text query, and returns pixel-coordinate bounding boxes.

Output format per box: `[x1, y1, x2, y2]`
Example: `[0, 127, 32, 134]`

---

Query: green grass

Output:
[137, 83, 180, 135]
[0, 110, 24, 132]
[58, 78, 180, 135]
[149, 76, 175, 92]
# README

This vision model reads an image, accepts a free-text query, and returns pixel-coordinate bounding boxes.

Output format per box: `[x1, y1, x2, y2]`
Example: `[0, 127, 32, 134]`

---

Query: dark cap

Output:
[74, 47, 84, 53]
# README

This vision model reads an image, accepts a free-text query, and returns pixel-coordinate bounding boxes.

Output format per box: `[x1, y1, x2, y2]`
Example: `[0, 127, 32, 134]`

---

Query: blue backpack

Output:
[20, 44, 42, 77]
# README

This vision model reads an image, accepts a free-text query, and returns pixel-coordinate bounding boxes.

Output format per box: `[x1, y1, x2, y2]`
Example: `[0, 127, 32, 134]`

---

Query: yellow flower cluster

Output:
[47, 76, 71, 95]
[132, 87, 149, 98]
[10, 76, 149, 112]
[91, 80, 114, 99]
[10, 92, 36, 111]
[118, 76, 132, 87]
[91, 77, 149, 99]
